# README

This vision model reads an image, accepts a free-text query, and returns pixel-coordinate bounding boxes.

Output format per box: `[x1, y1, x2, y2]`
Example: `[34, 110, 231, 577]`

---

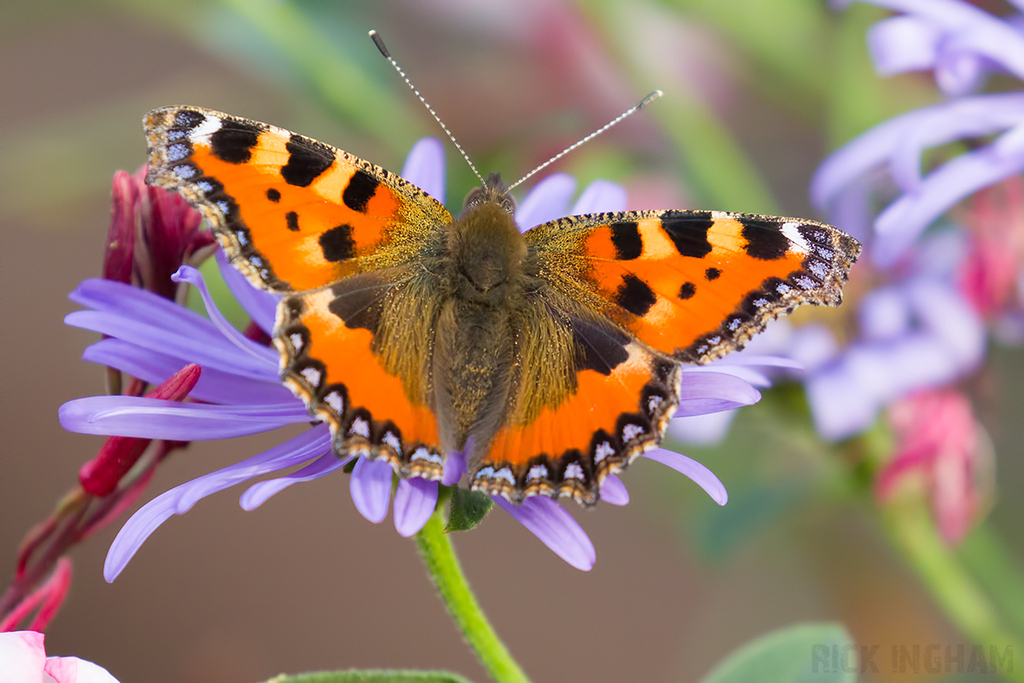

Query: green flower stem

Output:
[959, 523, 1024, 640]
[415, 511, 531, 683]
[880, 495, 1024, 682]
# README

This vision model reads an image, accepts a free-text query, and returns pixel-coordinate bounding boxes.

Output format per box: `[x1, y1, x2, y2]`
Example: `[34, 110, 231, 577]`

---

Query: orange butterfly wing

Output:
[275, 270, 445, 478]
[531, 210, 861, 362]
[471, 210, 860, 504]
[144, 106, 451, 293]
[145, 106, 451, 475]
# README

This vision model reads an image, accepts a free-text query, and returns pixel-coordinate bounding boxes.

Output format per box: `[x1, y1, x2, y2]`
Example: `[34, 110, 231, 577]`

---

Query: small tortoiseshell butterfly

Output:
[143, 88, 859, 506]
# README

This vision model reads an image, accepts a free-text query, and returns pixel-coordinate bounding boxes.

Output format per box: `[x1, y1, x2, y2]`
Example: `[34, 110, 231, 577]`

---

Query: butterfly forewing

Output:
[144, 106, 452, 293]
[526, 209, 861, 363]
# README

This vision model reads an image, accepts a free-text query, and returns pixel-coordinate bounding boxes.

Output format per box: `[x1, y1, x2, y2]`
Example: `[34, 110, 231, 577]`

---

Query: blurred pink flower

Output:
[0, 630, 118, 683]
[958, 177, 1024, 340]
[876, 389, 985, 543]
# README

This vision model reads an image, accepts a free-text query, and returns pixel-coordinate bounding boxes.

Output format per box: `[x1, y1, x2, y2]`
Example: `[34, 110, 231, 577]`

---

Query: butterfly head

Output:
[447, 173, 525, 306]
[461, 172, 516, 217]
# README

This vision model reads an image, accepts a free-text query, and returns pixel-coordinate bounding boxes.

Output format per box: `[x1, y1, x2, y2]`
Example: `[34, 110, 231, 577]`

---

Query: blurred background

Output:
[3, 1, 1024, 681]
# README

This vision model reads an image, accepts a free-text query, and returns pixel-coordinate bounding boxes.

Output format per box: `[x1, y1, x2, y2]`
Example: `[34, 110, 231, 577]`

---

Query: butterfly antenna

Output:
[507, 90, 663, 191]
[369, 30, 486, 186]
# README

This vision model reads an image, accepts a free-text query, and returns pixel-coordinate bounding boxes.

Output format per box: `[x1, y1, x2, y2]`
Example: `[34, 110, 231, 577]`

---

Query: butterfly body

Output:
[144, 105, 861, 507]
[432, 174, 528, 464]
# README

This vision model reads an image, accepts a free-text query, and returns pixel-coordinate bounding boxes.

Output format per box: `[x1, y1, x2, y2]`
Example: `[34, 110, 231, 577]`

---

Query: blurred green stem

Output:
[416, 511, 531, 683]
[583, 1, 781, 215]
[880, 495, 1024, 681]
[218, 0, 423, 150]
[959, 523, 1024, 640]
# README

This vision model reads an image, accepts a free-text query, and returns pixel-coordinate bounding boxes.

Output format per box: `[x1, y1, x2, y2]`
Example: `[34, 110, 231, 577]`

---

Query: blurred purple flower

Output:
[60, 138, 752, 576]
[798, 269, 984, 440]
[815, 0, 1024, 266]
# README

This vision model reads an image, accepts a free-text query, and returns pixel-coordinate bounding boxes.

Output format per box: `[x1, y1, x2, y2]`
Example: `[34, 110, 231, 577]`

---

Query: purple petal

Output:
[350, 457, 393, 523]
[709, 353, 803, 371]
[65, 309, 276, 381]
[81, 338, 294, 406]
[599, 474, 629, 506]
[685, 364, 774, 388]
[811, 93, 1024, 213]
[515, 173, 576, 231]
[393, 477, 439, 537]
[104, 426, 330, 581]
[69, 278, 246, 352]
[642, 447, 728, 505]
[668, 411, 738, 446]
[570, 180, 628, 214]
[805, 358, 879, 441]
[172, 265, 277, 363]
[859, 285, 912, 341]
[859, 0, 1024, 79]
[788, 324, 840, 372]
[493, 496, 595, 571]
[674, 371, 761, 417]
[868, 15, 941, 76]
[874, 127, 1024, 265]
[215, 249, 278, 335]
[934, 45, 988, 97]
[442, 447, 467, 486]
[239, 453, 350, 511]
[59, 396, 309, 440]
[906, 278, 985, 370]
[401, 137, 446, 204]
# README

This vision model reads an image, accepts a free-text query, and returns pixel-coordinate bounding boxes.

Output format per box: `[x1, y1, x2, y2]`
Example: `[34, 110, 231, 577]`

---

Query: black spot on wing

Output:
[609, 221, 642, 260]
[570, 317, 631, 375]
[678, 282, 696, 300]
[285, 211, 300, 232]
[319, 224, 355, 262]
[705, 267, 721, 281]
[209, 120, 262, 164]
[282, 134, 335, 187]
[266, 188, 281, 202]
[343, 170, 380, 213]
[614, 274, 657, 317]
[660, 210, 713, 258]
[741, 217, 790, 260]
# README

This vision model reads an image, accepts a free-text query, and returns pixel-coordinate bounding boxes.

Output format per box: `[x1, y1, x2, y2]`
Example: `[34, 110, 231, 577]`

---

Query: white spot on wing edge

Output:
[299, 366, 321, 387]
[527, 464, 549, 480]
[188, 113, 223, 141]
[349, 417, 370, 437]
[781, 222, 811, 254]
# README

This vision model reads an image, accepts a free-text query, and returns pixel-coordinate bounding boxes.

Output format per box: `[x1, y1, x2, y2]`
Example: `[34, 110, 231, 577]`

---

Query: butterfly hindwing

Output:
[144, 106, 453, 293]
[276, 266, 446, 479]
[527, 209, 861, 363]
[472, 301, 681, 505]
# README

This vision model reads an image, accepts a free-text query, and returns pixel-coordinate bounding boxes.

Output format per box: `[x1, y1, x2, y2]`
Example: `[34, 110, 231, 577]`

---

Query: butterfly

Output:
[143, 105, 860, 506]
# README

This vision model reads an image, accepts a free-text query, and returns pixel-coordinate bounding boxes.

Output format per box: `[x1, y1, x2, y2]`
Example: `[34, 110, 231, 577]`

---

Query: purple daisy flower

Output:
[814, 0, 1024, 266]
[60, 138, 755, 577]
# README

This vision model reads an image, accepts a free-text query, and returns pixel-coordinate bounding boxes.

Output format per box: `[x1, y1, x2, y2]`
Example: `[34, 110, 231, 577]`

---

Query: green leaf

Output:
[445, 487, 493, 533]
[262, 670, 474, 683]
[701, 622, 857, 683]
